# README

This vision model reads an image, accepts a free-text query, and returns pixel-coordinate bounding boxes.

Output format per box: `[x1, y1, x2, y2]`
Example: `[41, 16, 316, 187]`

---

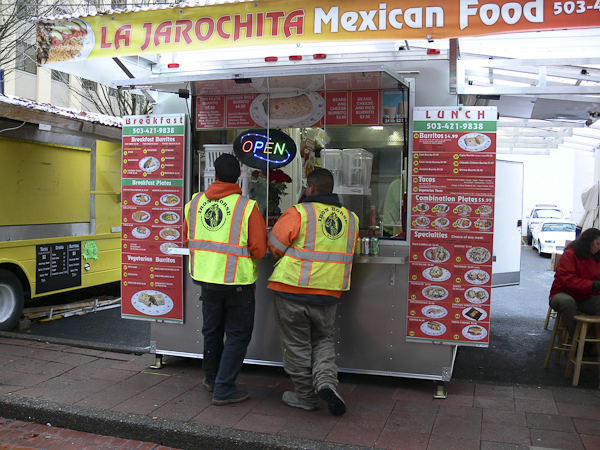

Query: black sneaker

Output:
[318, 384, 346, 416]
[212, 390, 249, 406]
[202, 378, 214, 392]
[282, 391, 319, 411]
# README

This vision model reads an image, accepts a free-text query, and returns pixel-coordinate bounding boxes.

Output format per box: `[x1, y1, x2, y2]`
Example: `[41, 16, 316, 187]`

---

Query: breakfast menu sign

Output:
[407, 106, 497, 347]
[121, 114, 186, 323]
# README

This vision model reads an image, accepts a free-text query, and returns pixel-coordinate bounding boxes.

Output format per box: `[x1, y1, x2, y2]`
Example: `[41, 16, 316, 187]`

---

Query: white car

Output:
[526, 204, 564, 245]
[531, 219, 577, 255]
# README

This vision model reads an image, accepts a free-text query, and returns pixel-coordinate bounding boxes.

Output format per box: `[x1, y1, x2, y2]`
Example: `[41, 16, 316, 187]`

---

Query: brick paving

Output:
[0, 418, 180, 450]
[0, 337, 598, 449]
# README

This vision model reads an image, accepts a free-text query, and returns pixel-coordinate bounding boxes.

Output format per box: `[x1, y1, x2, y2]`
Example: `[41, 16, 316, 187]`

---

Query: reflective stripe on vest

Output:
[188, 193, 252, 284]
[268, 203, 358, 289]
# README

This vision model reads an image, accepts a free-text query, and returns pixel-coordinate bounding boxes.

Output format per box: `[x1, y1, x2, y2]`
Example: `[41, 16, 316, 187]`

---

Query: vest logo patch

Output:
[202, 203, 226, 231]
[322, 211, 344, 240]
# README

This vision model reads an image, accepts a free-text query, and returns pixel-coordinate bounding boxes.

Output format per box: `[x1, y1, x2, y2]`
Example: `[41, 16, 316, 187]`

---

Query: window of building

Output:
[15, 0, 39, 19]
[51, 70, 70, 84]
[16, 42, 37, 75]
[111, 0, 127, 9]
[82, 79, 97, 92]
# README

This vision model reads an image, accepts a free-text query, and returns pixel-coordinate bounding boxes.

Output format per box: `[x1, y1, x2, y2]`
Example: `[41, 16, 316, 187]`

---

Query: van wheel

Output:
[0, 270, 24, 331]
[526, 232, 533, 246]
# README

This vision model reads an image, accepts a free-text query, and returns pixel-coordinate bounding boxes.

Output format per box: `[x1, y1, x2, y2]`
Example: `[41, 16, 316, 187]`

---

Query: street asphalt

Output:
[6, 244, 600, 391]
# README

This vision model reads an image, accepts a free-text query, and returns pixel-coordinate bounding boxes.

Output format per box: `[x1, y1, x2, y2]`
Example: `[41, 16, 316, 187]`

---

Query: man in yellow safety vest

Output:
[184, 153, 266, 406]
[267, 168, 359, 416]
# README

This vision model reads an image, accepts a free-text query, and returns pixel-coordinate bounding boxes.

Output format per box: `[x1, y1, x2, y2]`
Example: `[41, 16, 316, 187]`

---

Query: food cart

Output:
[36, 0, 600, 393]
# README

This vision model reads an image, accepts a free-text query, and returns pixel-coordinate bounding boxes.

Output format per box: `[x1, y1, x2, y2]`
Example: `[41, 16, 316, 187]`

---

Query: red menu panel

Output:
[407, 107, 497, 347]
[196, 96, 226, 129]
[350, 90, 380, 126]
[121, 114, 186, 323]
[321, 91, 349, 126]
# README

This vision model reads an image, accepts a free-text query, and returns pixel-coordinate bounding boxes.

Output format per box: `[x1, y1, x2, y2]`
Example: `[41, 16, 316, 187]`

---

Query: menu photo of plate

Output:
[421, 305, 448, 319]
[475, 218, 493, 230]
[464, 269, 490, 285]
[131, 290, 174, 316]
[160, 242, 179, 254]
[159, 228, 180, 240]
[454, 218, 472, 229]
[422, 285, 448, 301]
[139, 156, 160, 173]
[132, 210, 151, 223]
[414, 216, 430, 227]
[458, 133, 492, 152]
[431, 203, 450, 214]
[250, 92, 326, 128]
[433, 217, 450, 228]
[422, 265, 451, 282]
[132, 226, 150, 239]
[462, 324, 488, 340]
[423, 246, 451, 263]
[132, 193, 151, 206]
[160, 194, 180, 206]
[466, 246, 491, 264]
[160, 211, 180, 224]
[477, 205, 493, 215]
[464, 286, 490, 304]
[421, 321, 447, 336]
[462, 306, 487, 321]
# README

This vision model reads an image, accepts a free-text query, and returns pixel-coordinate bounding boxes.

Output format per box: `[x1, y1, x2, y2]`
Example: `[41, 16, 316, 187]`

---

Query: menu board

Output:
[407, 107, 497, 347]
[195, 89, 407, 130]
[36, 242, 81, 294]
[121, 114, 186, 323]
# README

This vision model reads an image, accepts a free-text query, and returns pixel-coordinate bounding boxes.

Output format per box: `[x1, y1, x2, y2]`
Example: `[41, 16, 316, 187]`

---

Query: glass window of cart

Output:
[193, 71, 409, 240]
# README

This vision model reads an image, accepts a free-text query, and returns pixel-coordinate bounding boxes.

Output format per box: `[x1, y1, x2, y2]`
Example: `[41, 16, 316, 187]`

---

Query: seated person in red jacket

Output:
[549, 227, 600, 340]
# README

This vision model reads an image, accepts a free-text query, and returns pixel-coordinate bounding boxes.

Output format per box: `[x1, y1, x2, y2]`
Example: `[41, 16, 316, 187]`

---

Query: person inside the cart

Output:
[549, 227, 600, 355]
[184, 153, 267, 405]
[267, 168, 359, 416]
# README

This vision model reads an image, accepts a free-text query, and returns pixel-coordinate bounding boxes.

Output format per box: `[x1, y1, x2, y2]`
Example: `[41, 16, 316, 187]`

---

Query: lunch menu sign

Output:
[121, 114, 186, 323]
[407, 106, 497, 347]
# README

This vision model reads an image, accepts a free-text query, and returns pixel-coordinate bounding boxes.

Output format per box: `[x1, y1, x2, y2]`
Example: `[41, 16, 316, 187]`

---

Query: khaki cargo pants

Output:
[273, 293, 339, 406]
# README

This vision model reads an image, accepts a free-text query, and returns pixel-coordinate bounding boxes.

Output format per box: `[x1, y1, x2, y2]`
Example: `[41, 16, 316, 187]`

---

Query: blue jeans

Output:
[201, 284, 255, 400]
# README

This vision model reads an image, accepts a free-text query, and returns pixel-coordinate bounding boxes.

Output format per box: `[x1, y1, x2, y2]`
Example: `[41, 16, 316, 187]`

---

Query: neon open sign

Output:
[233, 128, 297, 170]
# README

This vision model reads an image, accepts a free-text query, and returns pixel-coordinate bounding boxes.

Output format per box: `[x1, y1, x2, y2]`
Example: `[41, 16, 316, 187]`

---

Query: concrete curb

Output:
[0, 330, 149, 355]
[0, 393, 371, 450]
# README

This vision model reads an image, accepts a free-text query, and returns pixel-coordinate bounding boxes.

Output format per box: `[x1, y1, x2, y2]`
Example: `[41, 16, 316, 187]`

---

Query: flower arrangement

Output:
[251, 169, 292, 214]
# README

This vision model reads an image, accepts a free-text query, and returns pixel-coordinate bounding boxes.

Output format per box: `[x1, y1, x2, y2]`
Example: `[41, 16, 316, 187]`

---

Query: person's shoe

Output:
[318, 384, 346, 416]
[282, 391, 319, 411]
[202, 378, 214, 392]
[212, 390, 249, 406]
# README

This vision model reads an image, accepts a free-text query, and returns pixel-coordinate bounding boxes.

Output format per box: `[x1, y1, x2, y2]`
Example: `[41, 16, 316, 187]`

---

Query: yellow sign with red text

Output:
[37, 0, 600, 64]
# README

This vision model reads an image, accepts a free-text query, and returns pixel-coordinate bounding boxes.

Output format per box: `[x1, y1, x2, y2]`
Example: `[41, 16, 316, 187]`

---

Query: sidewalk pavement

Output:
[0, 335, 599, 450]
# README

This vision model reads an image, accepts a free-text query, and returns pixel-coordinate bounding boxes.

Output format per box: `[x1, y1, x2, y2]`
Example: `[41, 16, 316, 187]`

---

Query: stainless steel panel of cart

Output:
[150, 242, 456, 381]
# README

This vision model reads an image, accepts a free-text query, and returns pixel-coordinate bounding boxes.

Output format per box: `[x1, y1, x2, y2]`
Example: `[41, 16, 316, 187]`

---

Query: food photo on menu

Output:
[36, 19, 94, 64]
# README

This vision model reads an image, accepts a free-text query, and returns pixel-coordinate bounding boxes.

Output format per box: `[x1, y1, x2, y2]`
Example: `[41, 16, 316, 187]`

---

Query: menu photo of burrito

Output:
[250, 92, 325, 127]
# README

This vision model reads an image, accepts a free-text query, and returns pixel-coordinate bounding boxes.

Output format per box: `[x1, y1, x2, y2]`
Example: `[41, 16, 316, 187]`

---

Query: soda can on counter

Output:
[370, 237, 380, 256]
[355, 237, 362, 255]
[361, 237, 371, 256]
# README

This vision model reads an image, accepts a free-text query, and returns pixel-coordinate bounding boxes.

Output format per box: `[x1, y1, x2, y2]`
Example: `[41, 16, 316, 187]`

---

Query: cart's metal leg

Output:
[434, 381, 447, 399]
[150, 354, 164, 369]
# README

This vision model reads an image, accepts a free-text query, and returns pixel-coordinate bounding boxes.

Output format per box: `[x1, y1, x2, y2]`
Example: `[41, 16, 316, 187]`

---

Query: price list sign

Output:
[407, 107, 497, 347]
[121, 114, 186, 323]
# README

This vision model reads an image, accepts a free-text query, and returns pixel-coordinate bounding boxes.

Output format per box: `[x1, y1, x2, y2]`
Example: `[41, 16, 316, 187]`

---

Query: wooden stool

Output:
[543, 312, 571, 368]
[544, 305, 557, 330]
[565, 315, 600, 388]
